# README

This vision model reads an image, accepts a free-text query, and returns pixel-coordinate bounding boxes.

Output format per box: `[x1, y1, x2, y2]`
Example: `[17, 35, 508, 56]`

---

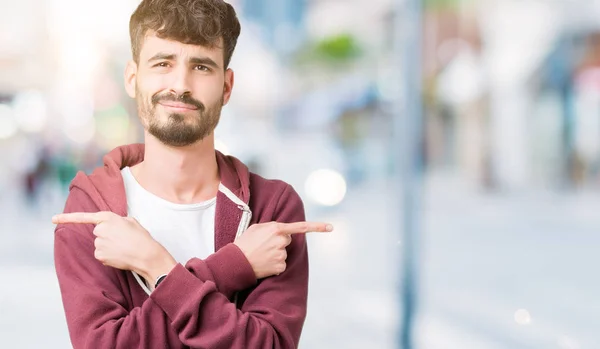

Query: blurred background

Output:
[0, 0, 599, 348]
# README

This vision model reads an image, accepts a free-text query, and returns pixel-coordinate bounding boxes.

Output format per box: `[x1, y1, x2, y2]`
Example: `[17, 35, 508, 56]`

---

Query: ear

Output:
[222, 68, 234, 106]
[124, 60, 138, 99]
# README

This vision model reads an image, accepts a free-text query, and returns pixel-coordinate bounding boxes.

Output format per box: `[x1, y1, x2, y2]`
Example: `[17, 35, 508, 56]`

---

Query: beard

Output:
[137, 90, 223, 147]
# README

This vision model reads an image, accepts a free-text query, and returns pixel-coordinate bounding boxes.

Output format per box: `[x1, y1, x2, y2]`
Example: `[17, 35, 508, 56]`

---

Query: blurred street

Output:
[3, 0, 600, 347]
[1, 174, 598, 348]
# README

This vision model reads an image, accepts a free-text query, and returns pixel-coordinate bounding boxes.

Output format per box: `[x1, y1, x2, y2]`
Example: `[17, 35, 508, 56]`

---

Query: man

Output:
[52, 0, 333, 348]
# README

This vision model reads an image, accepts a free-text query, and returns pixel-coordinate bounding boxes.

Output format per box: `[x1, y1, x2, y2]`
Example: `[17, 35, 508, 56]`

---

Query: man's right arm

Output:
[54, 226, 182, 348]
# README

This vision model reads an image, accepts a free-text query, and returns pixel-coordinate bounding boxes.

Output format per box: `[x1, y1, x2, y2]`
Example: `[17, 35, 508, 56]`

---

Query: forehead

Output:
[139, 32, 224, 64]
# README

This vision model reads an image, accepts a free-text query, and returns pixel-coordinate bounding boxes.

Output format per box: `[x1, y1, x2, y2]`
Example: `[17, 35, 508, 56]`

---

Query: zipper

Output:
[233, 204, 252, 306]
[236, 204, 252, 239]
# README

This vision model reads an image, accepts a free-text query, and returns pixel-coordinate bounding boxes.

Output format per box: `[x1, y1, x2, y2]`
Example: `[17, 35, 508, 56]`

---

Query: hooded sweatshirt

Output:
[54, 144, 309, 349]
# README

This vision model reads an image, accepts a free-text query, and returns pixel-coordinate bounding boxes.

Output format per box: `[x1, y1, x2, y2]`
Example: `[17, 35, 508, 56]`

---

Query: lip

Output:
[158, 101, 198, 111]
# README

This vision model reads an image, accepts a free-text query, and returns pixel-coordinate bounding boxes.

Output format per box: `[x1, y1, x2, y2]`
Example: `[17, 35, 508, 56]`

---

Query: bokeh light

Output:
[305, 169, 347, 206]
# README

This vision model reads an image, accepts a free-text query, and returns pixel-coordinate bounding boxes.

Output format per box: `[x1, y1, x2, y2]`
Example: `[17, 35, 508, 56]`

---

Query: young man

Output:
[52, 0, 332, 348]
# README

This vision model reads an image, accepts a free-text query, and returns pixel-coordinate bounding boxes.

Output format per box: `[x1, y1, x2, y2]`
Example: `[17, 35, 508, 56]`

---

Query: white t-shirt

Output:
[121, 167, 216, 264]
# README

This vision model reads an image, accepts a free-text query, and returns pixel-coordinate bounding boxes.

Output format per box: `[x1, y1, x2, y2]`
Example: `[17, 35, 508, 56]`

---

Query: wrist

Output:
[233, 243, 256, 276]
[138, 243, 177, 283]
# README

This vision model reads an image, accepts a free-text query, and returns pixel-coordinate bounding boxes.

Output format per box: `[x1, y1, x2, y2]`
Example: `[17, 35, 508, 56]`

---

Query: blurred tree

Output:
[313, 34, 362, 62]
[295, 33, 363, 67]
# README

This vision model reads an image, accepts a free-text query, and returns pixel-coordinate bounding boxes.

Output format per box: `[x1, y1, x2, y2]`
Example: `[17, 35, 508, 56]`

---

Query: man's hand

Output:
[52, 212, 176, 288]
[234, 222, 333, 279]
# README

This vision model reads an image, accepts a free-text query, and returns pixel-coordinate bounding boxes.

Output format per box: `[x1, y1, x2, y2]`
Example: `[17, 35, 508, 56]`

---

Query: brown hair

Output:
[129, 0, 241, 69]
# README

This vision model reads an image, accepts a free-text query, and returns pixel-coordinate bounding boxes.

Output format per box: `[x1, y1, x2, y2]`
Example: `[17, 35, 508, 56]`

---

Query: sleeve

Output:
[184, 243, 257, 301]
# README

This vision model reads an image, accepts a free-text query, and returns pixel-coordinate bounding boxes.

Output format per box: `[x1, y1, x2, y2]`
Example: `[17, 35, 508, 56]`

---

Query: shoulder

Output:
[248, 173, 305, 222]
[249, 172, 292, 197]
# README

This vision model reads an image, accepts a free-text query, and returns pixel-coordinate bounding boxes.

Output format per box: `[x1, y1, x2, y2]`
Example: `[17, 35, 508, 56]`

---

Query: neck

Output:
[132, 132, 220, 204]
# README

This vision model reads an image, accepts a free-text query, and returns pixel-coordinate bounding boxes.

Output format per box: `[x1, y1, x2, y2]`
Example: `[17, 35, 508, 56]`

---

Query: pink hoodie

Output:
[54, 144, 309, 348]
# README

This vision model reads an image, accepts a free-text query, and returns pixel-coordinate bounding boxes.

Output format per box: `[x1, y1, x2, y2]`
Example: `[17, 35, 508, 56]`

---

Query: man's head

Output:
[124, 0, 241, 147]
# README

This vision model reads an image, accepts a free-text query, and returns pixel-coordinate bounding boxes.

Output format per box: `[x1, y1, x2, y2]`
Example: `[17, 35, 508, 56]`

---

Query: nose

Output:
[168, 65, 192, 97]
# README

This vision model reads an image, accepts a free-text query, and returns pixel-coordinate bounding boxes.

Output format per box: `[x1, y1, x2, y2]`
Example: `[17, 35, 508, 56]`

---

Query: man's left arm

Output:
[159, 184, 310, 347]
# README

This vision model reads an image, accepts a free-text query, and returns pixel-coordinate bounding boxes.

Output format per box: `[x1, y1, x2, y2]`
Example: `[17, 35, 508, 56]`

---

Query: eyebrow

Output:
[148, 52, 176, 62]
[189, 56, 220, 69]
[148, 53, 220, 69]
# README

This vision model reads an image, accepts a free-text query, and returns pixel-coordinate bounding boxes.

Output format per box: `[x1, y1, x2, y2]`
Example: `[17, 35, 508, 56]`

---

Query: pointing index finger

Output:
[279, 222, 334, 235]
[52, 212, 116, 225]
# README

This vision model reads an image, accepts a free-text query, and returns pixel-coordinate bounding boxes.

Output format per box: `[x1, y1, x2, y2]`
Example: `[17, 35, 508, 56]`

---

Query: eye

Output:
[154, 62, 170, 68]
[194, 65, 210, 72]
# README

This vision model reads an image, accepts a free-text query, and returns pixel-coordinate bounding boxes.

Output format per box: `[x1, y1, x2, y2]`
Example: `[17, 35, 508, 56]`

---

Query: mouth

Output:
[158, 101, 199, 112]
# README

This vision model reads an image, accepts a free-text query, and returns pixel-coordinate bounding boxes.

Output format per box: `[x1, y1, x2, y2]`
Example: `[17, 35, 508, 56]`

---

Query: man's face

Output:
[125, 32, 234, 147]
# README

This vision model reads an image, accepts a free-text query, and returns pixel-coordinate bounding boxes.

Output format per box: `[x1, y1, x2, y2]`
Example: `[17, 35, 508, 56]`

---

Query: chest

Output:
[129, 202, 217, 263]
